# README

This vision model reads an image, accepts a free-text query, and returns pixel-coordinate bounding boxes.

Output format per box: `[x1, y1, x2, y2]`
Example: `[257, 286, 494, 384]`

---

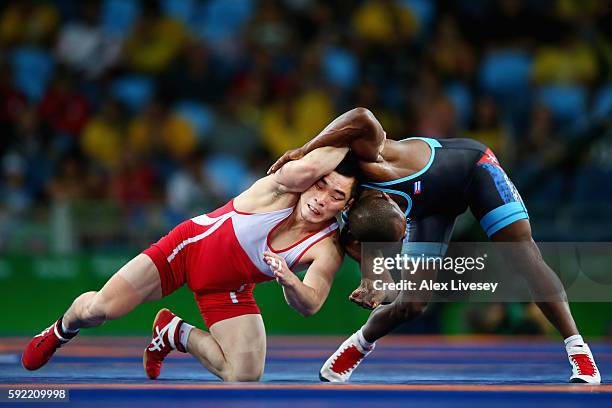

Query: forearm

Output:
[276, 146, 348, 192]
[302, 108, 385, 162]
[363, 263, 394, 282]
[363, 251, 397, 302]
[282, 280, 321, 317]
[303, 146, 349, 179]
[362, 250, 387, 280]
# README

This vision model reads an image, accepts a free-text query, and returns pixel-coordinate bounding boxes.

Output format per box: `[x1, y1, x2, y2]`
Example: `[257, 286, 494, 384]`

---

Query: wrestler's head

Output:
[346, 190, 406, 242]
[298, 153, 361, 224]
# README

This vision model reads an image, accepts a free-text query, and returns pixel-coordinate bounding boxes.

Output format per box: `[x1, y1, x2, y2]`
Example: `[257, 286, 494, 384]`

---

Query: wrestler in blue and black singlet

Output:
[358, 137, 529, 257]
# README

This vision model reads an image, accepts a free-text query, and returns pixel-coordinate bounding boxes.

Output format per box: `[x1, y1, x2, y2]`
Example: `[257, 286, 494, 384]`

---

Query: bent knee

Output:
[222, 367, 263, 382]
[220, 355, 264, 382]
[223, 372, 262, 382]
[492, 219, 532, 242]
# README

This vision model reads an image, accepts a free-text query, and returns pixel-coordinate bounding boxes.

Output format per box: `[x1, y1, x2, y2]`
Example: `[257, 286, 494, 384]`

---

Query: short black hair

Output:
[347, 195, 405, 242]
[333, 151, 362, 198]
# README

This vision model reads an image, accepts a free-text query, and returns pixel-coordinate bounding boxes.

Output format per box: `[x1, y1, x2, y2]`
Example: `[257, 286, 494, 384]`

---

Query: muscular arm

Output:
[343, 240, 399, 309]
[263, 238, 343, 317]
[304, 107, 386, 161]
[274, 146, 349, 193]
[235, 146, 348, 212]
[268, 108, 385, 174]
[285, 250, 341, 316]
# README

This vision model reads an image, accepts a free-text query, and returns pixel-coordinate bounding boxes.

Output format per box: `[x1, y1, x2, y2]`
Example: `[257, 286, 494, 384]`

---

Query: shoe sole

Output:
[570, 377, 600, 384]
[143, 308, 171, 380]
[21, 354, 39, 371]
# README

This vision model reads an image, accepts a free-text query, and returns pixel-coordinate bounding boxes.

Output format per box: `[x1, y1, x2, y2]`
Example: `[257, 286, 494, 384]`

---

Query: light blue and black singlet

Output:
[356, 137, 529, 257]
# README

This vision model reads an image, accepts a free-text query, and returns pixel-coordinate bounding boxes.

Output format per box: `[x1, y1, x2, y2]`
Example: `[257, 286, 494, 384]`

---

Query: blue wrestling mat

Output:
[1, 336, 610, 407]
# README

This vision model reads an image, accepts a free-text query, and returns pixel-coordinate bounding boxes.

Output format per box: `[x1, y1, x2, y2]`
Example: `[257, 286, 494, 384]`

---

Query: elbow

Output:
[353, 107, 372, 117]
[299, 303, 322, 317]
[352, 107, 375, 126]
[350, 107, 384, 160]
[299, 309, 314, 318]
[299, 309, 315, 318]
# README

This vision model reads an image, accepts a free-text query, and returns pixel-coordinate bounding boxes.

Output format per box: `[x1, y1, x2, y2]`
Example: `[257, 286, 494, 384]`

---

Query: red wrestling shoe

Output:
[568, 344, 601, 384]
[22, 319, 77, 370]
[319, 332, 375, 382]
[144, 308, 185, 379]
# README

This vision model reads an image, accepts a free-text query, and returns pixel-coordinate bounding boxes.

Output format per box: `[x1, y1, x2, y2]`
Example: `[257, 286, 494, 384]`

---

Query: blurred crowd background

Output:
[1, 0, 611, 337]
[1, 0, 611, 253]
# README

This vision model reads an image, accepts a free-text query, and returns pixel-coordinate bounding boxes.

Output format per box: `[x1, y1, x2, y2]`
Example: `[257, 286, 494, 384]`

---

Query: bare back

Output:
[359, 138, 432, 183]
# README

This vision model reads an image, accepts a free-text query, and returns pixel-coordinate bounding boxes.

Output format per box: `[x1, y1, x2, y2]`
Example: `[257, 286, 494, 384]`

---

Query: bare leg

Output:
[492, 219, 578, 338]
[361, 296, 428, 342]
[362, 219, 578, 341]
[187, 314, 266, 381]
[361, 263, 432, 342]
[63, 254, 162, 331]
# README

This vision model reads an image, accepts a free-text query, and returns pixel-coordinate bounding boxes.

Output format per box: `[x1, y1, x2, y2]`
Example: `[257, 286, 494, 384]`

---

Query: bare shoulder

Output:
[359, 138, 431, 182]
[298, 230, 343, 266]
[234, 175, 298, 213]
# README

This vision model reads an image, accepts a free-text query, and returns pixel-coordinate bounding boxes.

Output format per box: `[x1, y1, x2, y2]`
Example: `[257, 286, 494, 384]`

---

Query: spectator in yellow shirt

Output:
[261, 87, 334, 158]
[123, 6, 187, 74]
[352, 0, 418, 45]
[532, 34, 598, 85]
[128, 99, 197, 160]
[0, 1, 58, 46]
[81, 100, 125, 170]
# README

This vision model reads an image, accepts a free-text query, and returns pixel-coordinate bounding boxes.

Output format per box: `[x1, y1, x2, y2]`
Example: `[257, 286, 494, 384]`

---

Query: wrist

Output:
[301, 142, 315, 155]
[284, 275, 299, 288]
[280, 272, 299, 288]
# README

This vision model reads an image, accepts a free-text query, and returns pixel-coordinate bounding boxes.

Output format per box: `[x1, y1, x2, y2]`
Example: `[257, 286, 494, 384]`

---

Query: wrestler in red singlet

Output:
[143, 198, 338, 328]
[22, 146, 385, 382]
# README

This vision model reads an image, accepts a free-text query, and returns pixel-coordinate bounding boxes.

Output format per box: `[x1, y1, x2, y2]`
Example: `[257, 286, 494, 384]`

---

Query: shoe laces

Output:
[571, 353, 597, 376]
[148, 324, 168, 352]
[36, 326, 52, 337]
[34, 325, 55, 348]
[330, 345, 364, 375]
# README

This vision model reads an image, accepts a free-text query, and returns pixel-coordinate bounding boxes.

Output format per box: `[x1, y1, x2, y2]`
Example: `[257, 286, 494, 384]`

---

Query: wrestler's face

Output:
[299, 172, 355, 224]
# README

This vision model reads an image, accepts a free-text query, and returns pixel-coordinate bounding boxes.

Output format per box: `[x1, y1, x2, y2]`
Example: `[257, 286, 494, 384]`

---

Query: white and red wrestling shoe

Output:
[319, 332, 374, 382]
[567, 343, 601, 384]
[143, 308, 185, 379]
[22, 319, 77, 370]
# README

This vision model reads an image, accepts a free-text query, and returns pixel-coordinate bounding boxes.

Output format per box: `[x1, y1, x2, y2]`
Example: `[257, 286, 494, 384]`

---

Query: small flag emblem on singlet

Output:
[414, 181, 422, 195]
